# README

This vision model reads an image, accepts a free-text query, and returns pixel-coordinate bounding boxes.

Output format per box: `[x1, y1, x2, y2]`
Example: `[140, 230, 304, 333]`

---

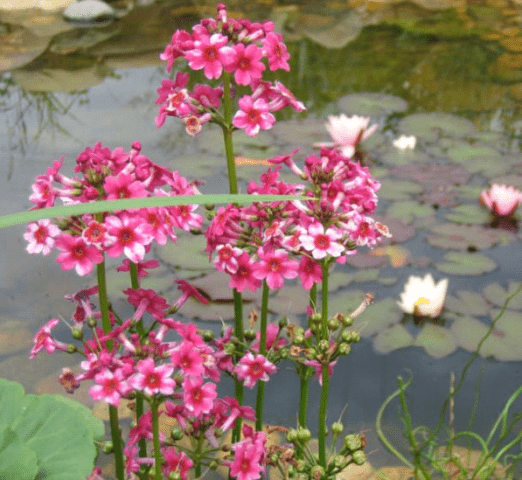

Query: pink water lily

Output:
[479, 184, 522, 217]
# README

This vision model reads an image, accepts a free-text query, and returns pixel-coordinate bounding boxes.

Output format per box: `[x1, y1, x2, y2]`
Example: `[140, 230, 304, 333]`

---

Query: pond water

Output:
[2, 0, 522, 476]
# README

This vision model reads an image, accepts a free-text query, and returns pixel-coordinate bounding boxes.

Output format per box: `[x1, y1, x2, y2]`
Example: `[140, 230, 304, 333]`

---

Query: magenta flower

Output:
[262, 32, 290, 71]
[170, 340, 205, 377]
[30, 318, 68, 359]
[299, 223, 345, 260]
[479, 184, 522, 217]
[252, 248, 298, 289]
[104, 173, 148, 200]
[304, 359, 337, 386]
[297, 256, 322, 290]
[185, 33, 234, 79]
[105, 213, 154, 263]
[24, 219, 60, 256]
[55, 234, 104, 276]
[226, 43, 265, 86]
[129, 358, 175, 396]
[233, 96, 275, 137]
[228, 252, 262, 292]
[90, 368, 132, 406]
[235, 352, 277, 388]
[229, 440, 264, 480]
[182, 376, 217, 417]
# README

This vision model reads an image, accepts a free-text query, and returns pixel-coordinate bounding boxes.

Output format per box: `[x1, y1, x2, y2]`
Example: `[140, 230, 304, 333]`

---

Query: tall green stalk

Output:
[95, 251, 124, 480]
[150, 399, 163, 480]
[318, 262, 330, 469]
[255, 281, 270, 431]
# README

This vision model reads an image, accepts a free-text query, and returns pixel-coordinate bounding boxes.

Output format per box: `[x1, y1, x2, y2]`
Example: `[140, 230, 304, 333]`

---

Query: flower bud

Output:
[224, 342, 236, 355]
[169, 471, 182, 480]
[67, 344, 77, 354]
[338, 343, 351, 355]
[280, 349, 289, 359]
[333, 455, 346, 469]
[279, 317, 288, 328]
[295, 460, 306, 472]
[310, 465, 325, 480]
[342, 315, 354, 327]
[286, 465, 295, 476]
[209, 461, 218, 470]
[286, 429, 298, 442]
[171, 428, 184, 441]
[318, 339, 329, 352]
[352, 450, 366, 465]
[294, 334, 305, 345]
[244, 330, 256, 342]
[270, 453, 280, 464]
[103, 441, 114, 454]
[328, 319, 340, 331]
[87, 317, 97, 328]
[71, 328, 83, 340]
[298, 428, 311, 442]
[311, 313, 322, 324]
[344, 434, 362, 452]
[331, 422, 344, 435]
[202, 330, 214, 342]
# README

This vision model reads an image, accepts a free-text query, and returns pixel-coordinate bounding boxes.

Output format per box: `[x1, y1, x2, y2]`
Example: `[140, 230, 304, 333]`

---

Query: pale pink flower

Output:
[233, 95, 275, 137]
[24, 219, 60, 255]
[235, 352, 277, 388]
[90, 368, 131, 406]
[55, 234, 104, 276]
[479, 184, 522, 217]
[183, 376, 217, 417]
[315, 114, 377, 157]
[299, 223, 345, 259]
[129, 358, 175, 396]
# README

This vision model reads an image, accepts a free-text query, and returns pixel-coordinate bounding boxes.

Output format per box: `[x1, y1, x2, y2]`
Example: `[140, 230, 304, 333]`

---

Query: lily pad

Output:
[373, 324, 414, 354]
[328, 289, 368, 323]
[435, 251, 497, 275]
[482, 281, 522, 310]
[414, 323, 457, 358]
[444, 290, 490, 317]
[349, 298, 404, 338]
[425, 223, 517, 250]
[386, 200, 435, 224]
[338, 93, 408, 117]
[300, 11, 363, 49]
[449, 315, 494, 355]
[271, 117, 325, 149]
[0, 25, 50, 72]
[377, 178, 424, 201]
[328, 268, 381, 292]
[378, 148, 433, 167]
[398, 113, 477, 142]
[154, 234, 213, 271]
[455, 184, 486, 200]
[444, 204, 492, 224]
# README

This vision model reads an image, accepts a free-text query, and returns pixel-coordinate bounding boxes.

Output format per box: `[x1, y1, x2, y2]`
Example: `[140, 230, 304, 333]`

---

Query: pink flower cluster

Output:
[155, 3, 305, 135]
[206, 146, 391, 292]
[24, 141, 203, 276]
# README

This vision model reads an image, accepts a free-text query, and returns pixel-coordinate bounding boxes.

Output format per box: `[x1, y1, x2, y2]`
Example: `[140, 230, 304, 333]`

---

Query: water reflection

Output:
[2, 0, 522, 473]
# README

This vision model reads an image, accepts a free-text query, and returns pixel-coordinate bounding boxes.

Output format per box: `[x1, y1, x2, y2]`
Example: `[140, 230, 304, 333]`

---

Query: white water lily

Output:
[397, 273, 448, 318]
[392, 135, 416, 150]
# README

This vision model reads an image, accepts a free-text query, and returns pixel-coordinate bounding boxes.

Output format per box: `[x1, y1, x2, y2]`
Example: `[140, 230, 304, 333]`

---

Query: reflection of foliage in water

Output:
[0, 72, 88, 174]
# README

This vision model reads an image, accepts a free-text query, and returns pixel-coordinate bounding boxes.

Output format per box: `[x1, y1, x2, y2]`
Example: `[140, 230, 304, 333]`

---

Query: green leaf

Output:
[444, 204, 492, 224]
[435, 251, 497, 275]
[0, 194, 306, 229]
[0, 378, 98, 480]
[414, 324, 457, 358]
[0, 425, 38, 480]
[373, 324, 414, 354]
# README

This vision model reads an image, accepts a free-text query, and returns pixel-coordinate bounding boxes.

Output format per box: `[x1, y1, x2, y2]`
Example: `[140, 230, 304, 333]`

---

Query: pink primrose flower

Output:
[129, 358, 175, 396]
[297, 255, 322, 290]
[479, 184, 522, 217]
[182, 376, 217, 417]
[55, 234, 104, 276]
[299, 223, 345, 260]
[229, 440, 264, 480]
[89, 368, 132, 406]
[235, 352, 277, 388]
[29, 178, 56, 208]
[30, 318, 68, 359]
[226, 43, 265, 85]
[117, 258, 160, 278]
[262, 32, 290, 71]
[103, 173, 148, 200]
[252, 248, 298, 289]
[251, 323, 285, 353]
[24, 219, 61, 256]
[170, 340, 205, 377]
[124, 288, 169, 321]
[185, 33, 234, 79]
[228, 252, 262, 292]
[162, 448, 193, 480]
[214, 244, 242, 273]
[173, 279, 209, 310]
[82, 220, 111, 248]
[105, 213, 154, 263]
[304, 359, 337, 386]
[233, 95, 275, 137]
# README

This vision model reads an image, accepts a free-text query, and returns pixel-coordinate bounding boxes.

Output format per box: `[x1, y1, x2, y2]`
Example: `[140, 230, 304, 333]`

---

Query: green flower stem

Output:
[95, 255, 124, 480]
[129, 262, 148, 475]
[232, 288, 244, 444]
[151, 399, 163, 480]
[255, 280, 269, 431]
[318, 262, 330, 470]
[298, 284, 317, 428]
[221, 71, 238, 195]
